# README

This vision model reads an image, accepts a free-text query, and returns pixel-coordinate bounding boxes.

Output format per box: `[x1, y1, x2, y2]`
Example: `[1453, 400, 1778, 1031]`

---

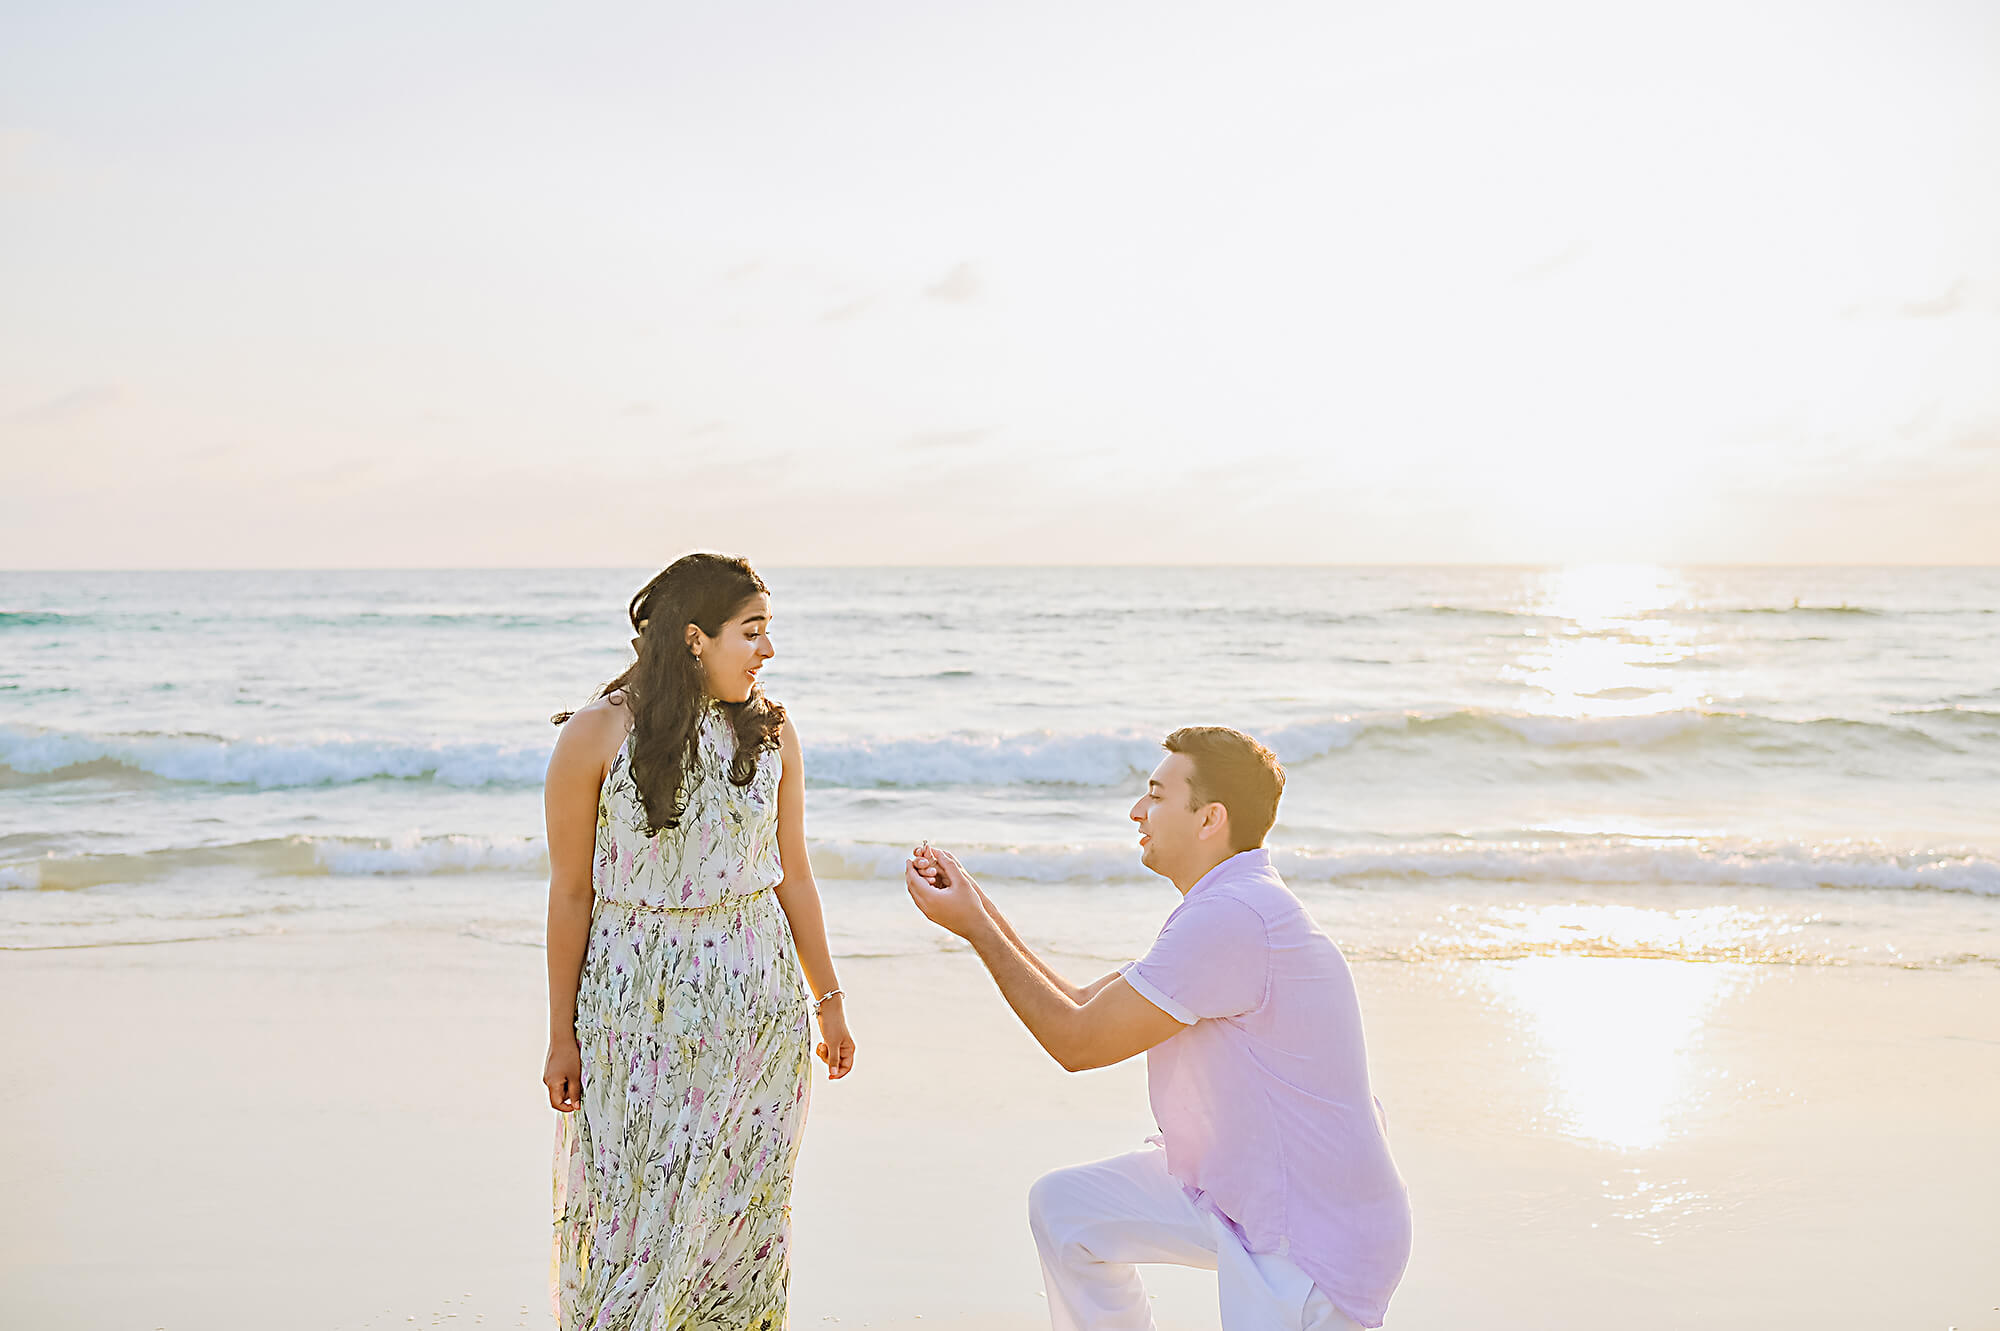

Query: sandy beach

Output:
[4, 911, 1996, 1331]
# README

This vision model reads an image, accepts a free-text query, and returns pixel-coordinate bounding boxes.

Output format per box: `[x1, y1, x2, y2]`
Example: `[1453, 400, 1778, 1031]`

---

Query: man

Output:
[905, 726, 1410, 1331]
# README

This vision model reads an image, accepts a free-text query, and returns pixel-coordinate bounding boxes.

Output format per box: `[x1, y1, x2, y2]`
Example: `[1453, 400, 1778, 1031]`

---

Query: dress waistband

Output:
[593, 886, 779, 916]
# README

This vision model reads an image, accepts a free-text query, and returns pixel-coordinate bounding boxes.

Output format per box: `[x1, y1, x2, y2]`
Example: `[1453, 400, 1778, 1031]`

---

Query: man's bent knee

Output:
[1027, 1163, 1089, 1244]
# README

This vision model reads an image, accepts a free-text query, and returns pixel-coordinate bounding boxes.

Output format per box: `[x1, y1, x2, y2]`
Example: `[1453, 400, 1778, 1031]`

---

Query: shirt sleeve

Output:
[1122, 895, 1268, 1024]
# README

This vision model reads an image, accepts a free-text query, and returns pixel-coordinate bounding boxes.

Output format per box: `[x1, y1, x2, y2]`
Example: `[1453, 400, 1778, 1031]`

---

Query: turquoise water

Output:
[3, 566, 1996, 963]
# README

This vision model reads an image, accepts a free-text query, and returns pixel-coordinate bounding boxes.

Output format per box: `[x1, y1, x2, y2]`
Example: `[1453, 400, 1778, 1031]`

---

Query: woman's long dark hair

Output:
[552, 553, 786, 835]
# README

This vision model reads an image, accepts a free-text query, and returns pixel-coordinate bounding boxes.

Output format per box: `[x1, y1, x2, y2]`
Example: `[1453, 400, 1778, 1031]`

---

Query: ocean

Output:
[3, 565, 1997, 969]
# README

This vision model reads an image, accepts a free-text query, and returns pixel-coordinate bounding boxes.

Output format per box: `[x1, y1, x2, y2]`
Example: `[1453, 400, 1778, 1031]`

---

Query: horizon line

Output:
[4, 561, 1999, 575]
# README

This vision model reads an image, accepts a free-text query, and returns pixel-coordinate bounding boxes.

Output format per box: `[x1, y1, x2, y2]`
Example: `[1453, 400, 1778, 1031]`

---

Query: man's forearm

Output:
[964, 915, 1088, 1069]
[977, 890, 1086, 1003]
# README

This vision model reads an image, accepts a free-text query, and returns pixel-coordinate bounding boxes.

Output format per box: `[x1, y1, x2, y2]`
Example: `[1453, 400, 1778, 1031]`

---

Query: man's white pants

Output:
[1028, 1147, 1363, 1331]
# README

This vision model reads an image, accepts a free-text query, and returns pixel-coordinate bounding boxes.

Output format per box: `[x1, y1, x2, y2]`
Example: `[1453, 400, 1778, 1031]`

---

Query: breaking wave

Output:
[0, 727, 550, 789]
[4, 703, 1989, 794]
[7, 833, 1992, 898]
[815, 838, 2000, 896]
[0, 835, 548, 890]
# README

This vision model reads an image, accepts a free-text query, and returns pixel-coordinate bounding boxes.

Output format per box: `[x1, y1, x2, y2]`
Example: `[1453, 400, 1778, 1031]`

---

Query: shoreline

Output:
[3, 921, 1997, 1329]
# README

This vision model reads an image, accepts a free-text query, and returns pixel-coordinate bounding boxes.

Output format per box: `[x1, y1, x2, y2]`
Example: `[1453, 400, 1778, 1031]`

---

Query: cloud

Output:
[924, 261, 981, 304]
[723, 261, 762, 281]
[618, 402, 656, 417]
[819, 297, 873, 324]
[1514, 239, 1592, 282]
[1900, 279, 1970, 318]
[679, 421, 727, 439]
[1894, 404, 1937, 440]
[300, 458, 382, 489]
[900, 427, 991, 451]
[5, 385, 125, 425]
[1844, 278, 1985, 320]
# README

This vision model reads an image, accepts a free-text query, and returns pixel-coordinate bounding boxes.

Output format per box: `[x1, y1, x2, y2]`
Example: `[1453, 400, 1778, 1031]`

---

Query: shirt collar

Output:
[1185, 846, 1272, 899]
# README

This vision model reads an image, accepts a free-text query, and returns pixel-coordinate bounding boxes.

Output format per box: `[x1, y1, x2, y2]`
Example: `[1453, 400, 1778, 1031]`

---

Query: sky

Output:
[2, 0, 1997, 568]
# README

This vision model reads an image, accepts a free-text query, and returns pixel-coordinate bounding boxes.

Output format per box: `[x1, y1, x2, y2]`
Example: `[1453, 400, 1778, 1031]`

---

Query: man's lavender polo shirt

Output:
[1120, 848, 1411, 1329]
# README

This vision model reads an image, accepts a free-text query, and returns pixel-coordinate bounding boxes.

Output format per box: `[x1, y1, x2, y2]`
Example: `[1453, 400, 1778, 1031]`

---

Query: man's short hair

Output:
[1161, 726, 1285, 851]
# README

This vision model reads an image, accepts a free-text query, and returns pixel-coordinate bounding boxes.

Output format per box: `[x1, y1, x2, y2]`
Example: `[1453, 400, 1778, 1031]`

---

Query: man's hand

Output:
[905, 843, 1183, 1071]
[905, 844, 990, 939]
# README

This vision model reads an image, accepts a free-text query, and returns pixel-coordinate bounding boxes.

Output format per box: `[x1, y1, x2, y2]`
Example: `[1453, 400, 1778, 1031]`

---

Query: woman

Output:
[543, 553, 855, 1330]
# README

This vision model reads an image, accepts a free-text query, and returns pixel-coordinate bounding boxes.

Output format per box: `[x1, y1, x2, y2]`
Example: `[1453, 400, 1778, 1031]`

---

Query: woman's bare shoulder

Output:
[551, 694, 632, 771]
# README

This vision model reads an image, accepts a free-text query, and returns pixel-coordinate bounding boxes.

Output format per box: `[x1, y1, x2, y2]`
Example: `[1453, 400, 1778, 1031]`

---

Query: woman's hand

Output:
[544, 1035, 583, 1112]
[814, 997, 856, 1080]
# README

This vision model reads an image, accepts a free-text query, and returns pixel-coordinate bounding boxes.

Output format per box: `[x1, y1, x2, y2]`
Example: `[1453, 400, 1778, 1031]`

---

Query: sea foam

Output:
[0, 726, 549, 789]
[2, 701, 1986, 795]
[823, 838, 2000, 896]
[6, 832, 1993, 898]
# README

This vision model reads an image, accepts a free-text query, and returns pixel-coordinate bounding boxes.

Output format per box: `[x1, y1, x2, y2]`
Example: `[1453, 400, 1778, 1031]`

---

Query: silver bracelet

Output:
[811, 987, 844, 1015]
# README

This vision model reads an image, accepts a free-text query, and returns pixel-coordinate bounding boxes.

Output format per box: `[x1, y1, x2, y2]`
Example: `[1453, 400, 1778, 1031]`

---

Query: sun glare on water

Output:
[1483, 952, 1743, 1151]
[1508, 564, 1705, 721]
[1482, 573, 1750, 1152]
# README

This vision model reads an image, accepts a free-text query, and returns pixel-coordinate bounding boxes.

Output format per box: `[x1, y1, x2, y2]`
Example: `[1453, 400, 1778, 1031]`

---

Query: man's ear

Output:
[1198, 802, 1230, 843]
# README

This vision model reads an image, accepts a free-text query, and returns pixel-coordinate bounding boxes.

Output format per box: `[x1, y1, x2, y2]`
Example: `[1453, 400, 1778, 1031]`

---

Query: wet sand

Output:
[2, 917, 1996, 1329]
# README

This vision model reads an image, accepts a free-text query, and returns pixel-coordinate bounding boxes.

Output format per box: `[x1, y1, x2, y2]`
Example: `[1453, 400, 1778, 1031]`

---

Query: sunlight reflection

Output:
[1482, 953, 1741, 1150]
[1509, 564, 1705, 718]
[1529, 563, 1683, 625]
[1479, 901, 1777, 959]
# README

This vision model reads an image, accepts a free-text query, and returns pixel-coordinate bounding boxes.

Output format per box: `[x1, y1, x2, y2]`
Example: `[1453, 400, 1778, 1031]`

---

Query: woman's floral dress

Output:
[555, 703, 810, 1330]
